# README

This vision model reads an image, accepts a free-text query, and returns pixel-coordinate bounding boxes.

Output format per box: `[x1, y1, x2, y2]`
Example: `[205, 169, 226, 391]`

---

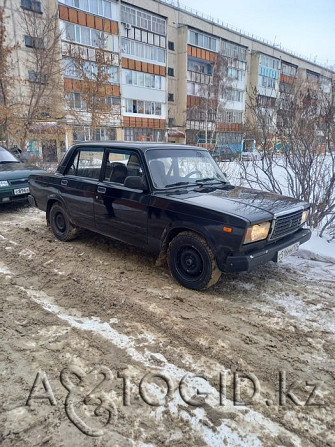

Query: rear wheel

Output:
[167, 232, 221, 290]
[49, 203, 79, 241]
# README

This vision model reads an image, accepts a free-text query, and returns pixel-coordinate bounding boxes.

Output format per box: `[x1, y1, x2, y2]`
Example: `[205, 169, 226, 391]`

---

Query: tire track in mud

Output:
[1, 206, 334, 446]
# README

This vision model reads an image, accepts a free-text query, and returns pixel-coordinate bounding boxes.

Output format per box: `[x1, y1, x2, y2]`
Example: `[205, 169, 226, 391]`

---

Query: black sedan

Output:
[28, 143, 311, 290]
[0, 146, 45, 204]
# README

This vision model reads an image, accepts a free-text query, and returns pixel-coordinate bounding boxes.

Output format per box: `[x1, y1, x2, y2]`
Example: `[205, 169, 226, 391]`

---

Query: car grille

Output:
[269, 210, 303, 240]
[9, 178, 28, 185]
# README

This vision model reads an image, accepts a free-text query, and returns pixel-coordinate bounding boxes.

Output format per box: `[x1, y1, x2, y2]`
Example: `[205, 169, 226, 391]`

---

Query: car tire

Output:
[167, 231, 221, 290]
[49, 203, 79, 242]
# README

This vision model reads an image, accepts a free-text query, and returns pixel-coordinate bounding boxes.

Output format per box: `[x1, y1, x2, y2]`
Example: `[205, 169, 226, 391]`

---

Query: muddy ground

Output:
[0, 203, 334, 446]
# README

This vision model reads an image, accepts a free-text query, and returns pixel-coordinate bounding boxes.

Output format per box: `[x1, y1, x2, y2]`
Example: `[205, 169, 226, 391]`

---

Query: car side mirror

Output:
[124, 176, 148, 191]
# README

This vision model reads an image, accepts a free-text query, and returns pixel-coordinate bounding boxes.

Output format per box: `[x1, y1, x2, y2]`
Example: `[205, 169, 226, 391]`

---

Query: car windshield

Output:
[146, 148, 227, 189]
[0, 147, 20, 164]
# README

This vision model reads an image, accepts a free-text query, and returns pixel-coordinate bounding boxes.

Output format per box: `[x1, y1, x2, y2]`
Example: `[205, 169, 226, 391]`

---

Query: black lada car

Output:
[28, 143, 311, 290]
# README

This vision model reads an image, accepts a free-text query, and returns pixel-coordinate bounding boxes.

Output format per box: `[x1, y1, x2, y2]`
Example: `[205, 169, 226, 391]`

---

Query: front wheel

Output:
[49, 203, 79, 241]
[167, 232, 221, 290]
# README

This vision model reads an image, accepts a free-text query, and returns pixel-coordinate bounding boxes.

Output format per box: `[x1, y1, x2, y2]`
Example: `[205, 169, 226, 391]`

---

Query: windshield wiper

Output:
[196, 177, 226, 185]
[167, 181, 193, 188]
[195, 177, 215, 183]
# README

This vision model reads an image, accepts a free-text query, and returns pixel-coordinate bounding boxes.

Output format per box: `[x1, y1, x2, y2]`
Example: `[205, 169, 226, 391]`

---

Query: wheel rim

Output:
[55, 212, 66, 233]
[176, 246, 203, 280]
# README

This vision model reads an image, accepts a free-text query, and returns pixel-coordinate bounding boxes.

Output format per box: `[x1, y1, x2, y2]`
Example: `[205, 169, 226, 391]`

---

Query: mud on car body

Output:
[28, 143, 311, 290]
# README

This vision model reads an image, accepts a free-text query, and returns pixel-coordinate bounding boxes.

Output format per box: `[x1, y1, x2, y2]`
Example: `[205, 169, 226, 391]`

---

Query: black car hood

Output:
[165, 186, 306, 222]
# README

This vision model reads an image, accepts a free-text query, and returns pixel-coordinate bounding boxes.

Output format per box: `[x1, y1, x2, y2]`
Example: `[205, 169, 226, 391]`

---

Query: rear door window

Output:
[66, 148, 104, 179]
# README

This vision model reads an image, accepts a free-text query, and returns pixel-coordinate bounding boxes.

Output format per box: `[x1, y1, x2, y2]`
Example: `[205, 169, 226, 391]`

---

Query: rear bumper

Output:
[221, 228, 311, 273]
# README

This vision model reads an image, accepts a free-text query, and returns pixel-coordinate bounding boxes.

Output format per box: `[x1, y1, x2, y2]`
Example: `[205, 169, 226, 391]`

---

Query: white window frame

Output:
[124, 98, 163, 116]
[59, 0, 117, 20]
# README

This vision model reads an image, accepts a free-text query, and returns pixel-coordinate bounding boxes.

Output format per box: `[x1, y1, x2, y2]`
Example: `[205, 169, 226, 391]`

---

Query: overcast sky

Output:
[178, 0, 335, 69]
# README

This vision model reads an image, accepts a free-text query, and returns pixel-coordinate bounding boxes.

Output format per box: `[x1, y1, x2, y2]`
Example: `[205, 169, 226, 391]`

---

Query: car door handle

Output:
[97, 186, 106, 194]
[61, 179, 68, 186]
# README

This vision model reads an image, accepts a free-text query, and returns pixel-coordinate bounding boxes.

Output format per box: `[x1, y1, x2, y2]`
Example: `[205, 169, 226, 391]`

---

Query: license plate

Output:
[276, 242, 300, 262]
[14, 187, 29, 196]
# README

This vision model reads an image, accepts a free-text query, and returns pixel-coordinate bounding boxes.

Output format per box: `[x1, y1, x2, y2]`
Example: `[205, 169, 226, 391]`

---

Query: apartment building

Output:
[1, 0, 334, 160]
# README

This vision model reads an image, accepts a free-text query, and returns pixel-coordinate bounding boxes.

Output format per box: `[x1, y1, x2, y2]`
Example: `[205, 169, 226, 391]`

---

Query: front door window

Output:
[103, 150, 143, 185]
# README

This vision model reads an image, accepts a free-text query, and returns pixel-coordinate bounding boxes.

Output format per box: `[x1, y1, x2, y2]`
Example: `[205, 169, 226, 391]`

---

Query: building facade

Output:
[1, 0, 334, 159]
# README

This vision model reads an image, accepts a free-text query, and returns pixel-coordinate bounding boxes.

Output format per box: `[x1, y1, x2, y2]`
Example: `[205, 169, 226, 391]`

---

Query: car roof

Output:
[71, 142, 207, 153]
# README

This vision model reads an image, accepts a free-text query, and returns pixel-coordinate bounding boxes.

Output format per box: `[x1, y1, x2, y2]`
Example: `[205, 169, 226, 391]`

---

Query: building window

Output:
[279, 82, 294, 94]
[228, 67, 244, 81]
[188, 30, 217, 52]
[168, 41, 175, 51]
[257, 95, 276, 108]
[168, 117, 175, 127]
[73, 126, 116, 142]
[66, 92, 86, 110]
[121, 4, 166, 35]
[28, 71, 46, 83]
[306, 70, 319, 82]
[105, 96, 121, 106]
[123, 69, 164, 90]
[168, 67, 174, 77]
[59, 0, 116, 20]
[226, 89, 243, 102]
[281, 63, 297, 77]
[259, 66, 279, 79]
[260, 54, 280, 70]
[122, 25, 166, 49]
[21, 0, 42, 13]
[168, 93, 174, 102]
[61, 21, 118, 52]
[187, 58, 212, 75]
[221, 41, 247, 62]
[187, 81, 198, 95]
[121, 38, 165, 64]
[124, 128, 165, 142]
[25, 35, 44, 49]
[125, 99, 162, 116]
[62, 58, 81, 79]
[221, 110, 243, 124]
[320, 76, 331, 93]
[62, 57, 119, 84]
[258, 75, 276, 89]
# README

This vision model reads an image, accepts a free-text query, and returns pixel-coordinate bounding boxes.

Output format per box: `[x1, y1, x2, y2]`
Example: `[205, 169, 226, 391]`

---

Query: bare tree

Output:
[187, 52, 232, 148]
[0, 1, 19, 147]
[14, 3, 64, 149]
[242, 76, 335, 237]
[64, 38, 120, 140]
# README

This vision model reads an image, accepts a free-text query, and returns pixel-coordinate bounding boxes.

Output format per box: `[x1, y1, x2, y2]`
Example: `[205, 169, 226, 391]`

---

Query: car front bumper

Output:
[0, 187, 30, 203]
[221, 228, 311, 273]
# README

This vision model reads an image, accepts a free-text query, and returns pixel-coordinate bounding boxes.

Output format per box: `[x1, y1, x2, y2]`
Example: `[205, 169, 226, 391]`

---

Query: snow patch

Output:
[0, 261, 11, 275]
[19, 249, 35, 259]
[298, 230, 335, 264]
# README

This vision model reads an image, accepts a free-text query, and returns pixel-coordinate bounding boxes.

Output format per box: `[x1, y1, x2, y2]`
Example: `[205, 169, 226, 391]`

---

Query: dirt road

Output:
[1, 204, 334, 446]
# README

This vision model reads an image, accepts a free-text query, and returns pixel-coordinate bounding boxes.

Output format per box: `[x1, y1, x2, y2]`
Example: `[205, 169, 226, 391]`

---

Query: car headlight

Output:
[0, 181, 9, 187]
[301, 209, 309, 225]
[243, 221, 271, 244]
